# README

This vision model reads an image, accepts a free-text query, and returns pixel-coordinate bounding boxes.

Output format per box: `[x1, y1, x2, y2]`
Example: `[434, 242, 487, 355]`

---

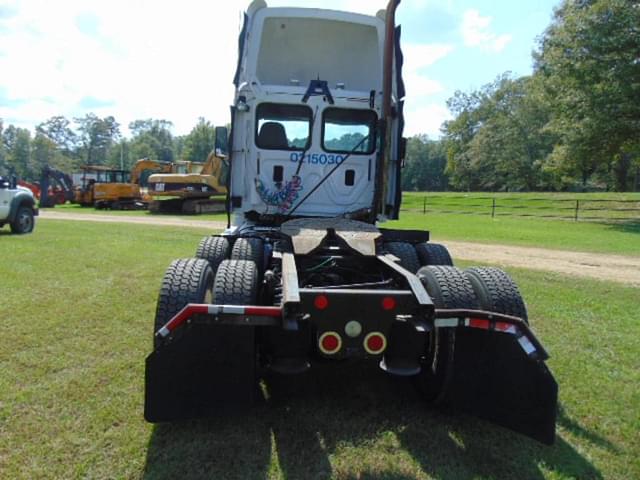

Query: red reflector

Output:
[314, 294, 329, 310]
[319, 331, 341, 354]
[364, 332, 387, 354]
[469, 318, 490, 329]
[381, 296, 396, 311]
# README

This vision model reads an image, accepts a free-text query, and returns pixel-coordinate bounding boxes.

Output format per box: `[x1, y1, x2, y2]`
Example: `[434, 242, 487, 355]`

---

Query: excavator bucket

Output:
[144, 324, 256, 422]
[448, 328, 558, 445]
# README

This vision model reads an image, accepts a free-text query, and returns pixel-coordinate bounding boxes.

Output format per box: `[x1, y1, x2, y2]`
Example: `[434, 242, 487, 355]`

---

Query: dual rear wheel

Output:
[415, 265, 528, 404]
[154, 236, 264, 347]
[384, 241, 453, 273]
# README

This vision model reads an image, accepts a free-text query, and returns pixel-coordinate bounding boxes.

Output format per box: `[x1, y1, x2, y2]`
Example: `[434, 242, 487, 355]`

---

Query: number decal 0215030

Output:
[290, 152, 345, 165]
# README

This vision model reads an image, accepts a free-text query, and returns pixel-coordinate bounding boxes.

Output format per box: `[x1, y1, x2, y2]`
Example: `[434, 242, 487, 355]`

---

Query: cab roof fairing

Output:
[235, 6, 387, 98]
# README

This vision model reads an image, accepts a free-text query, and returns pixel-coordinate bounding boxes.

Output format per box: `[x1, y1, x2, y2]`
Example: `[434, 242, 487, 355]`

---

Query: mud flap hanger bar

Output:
[434, 308, 549, 361]
[155, 304, 548, 361]
[155, 304, 282, 340]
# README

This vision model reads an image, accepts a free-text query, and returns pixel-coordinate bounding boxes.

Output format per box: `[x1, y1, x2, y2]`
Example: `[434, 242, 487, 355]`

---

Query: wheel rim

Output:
[18, 212, 32, 232]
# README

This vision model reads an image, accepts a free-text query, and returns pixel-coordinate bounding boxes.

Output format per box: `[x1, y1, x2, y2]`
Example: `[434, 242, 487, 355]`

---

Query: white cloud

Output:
[0, 0, 245, 134]
[461, 9, 512, 53]
[404, 74, 444, 98]
[403, 104, 451, 138]
[0, 0, 453, 137]
[403, 43, 454, 72]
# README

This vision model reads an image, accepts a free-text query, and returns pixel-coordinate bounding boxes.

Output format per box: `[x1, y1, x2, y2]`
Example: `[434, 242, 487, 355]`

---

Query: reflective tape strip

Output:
[435, 318, 459, 328]
[207, 305, 224, 314]
[245, 306, 282, 317]
[518, 336, 537, 355]
[467, 318, 490, 329]
[222, 305, 245, 314]
[158, 326, 170, 338]
[495, 321, 518, 335]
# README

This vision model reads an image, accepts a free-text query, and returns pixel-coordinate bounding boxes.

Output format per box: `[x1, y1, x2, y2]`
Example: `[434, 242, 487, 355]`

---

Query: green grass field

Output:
[386, 212, 640, 256]
[49, 192, 640, 256]
[401, 191, 640, 225]
[1, 220, 639, 479]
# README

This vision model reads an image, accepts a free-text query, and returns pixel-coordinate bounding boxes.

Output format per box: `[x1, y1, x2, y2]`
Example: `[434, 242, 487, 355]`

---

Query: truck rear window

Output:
[256, 103, 312, 151]
[322, 108, 376, 154]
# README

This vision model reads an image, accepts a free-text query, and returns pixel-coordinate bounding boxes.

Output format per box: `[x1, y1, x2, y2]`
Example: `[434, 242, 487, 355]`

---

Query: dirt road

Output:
[39, 210, 640, 286]
[39, 210, 227, 230]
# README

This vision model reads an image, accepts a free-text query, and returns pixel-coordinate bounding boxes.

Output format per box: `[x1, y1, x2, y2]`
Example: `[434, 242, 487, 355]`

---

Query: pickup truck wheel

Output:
[10, 206, 35, 234]
[385, 241, 421, 273]
[196, 236, 230, 272]
[415, 266, 478, 403]
[153, 258, 213, 348]
[415, 242, 453, 266]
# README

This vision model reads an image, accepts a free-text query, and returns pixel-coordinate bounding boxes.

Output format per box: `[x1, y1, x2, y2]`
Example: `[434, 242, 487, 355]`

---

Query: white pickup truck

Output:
[0, 176, 38, 234]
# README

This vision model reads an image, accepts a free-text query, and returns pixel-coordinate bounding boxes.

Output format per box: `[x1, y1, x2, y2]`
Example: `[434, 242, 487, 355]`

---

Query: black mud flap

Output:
[145, 324, 256, 422]
[449, 329, 558, 445]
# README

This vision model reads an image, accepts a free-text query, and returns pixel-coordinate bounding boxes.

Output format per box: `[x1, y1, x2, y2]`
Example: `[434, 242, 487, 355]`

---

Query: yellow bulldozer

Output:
[147, 147, 228, 214]
[74, 165, 146, 210]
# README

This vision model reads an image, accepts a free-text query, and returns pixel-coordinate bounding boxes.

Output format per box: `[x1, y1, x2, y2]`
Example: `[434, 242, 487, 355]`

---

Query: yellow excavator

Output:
[147, 147, 228, 214]
[74, 165, 146, 210]
[130, 159, 173, 188]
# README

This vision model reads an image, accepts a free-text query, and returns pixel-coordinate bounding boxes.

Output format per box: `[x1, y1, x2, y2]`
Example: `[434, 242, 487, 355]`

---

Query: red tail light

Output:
[314, 294, 329, 310]
[364, 332, 387, 355]
[319, 331, 342, 355]
[381, 296, 396, 311]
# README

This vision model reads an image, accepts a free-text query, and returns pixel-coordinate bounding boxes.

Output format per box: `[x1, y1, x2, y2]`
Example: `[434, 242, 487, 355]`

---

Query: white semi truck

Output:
[144, 0, 558, 444]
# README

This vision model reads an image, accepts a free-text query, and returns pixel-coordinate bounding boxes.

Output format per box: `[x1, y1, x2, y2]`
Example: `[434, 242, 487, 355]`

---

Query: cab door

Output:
[252, 102, 314, 213]
[320, 107, 377, 214]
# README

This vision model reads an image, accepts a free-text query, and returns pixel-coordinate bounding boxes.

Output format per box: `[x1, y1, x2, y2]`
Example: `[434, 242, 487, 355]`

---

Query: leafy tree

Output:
[534, 0, 640, 190]
[74, 114, 120, 165]
[129, 119, 174, 162]
[3, 126, 32, 179]
[36, 116, 77, 158]
[105, 139, 131, 170]
[182, 118, 216, 162]
[443, 74, 557, 191]
[401, 135, 448, 191]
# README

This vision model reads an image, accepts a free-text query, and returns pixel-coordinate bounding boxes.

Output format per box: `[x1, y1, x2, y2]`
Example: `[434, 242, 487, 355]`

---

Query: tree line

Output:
[0, 115, 217, 181]
[403, 0, 639, 192]
[2, 1, 637, 191]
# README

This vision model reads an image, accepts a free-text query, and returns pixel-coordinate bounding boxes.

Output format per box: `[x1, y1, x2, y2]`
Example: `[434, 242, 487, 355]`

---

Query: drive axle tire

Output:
[385, 241, 421, 273]
[154, 258, 214, 348]
[196, 236, 230, 272]
[10, 206, 35, 234]
[415, 266, 478, 403]
[231, 238, 264, 271]
[415, 242, 453, 266]
[417, 266, 478, 310]
[214, 259, 259, 305]
[464, 267, 528, 323]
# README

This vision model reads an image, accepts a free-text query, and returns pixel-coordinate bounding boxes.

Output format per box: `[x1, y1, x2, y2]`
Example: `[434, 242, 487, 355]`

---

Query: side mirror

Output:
[215, 126, 229, 158]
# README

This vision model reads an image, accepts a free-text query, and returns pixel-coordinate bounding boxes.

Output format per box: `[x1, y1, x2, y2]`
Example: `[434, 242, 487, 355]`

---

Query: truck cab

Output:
[228, 1, 404, 223]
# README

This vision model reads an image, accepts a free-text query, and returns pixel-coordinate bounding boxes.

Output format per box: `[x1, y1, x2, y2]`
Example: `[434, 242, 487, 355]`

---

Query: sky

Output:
[0, 0, 561, 139]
